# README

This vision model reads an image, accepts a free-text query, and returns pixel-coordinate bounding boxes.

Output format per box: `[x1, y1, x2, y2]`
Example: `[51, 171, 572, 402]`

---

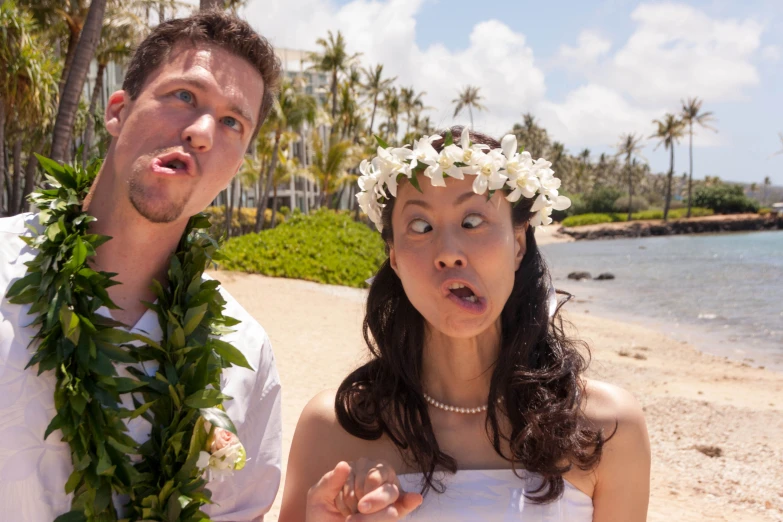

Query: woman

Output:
[281, 128, 650, 521]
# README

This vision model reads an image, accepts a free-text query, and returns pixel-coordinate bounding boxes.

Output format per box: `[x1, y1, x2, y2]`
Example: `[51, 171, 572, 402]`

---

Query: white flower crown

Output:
[356, 128, 571, 232]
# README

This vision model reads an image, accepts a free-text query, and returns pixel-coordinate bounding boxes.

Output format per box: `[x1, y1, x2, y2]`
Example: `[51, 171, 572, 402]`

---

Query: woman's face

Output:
[389, 175, 527, 339]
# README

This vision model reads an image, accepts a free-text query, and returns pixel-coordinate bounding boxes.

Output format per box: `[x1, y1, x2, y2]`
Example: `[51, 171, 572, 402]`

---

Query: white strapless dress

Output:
[398, 469, 593, 521]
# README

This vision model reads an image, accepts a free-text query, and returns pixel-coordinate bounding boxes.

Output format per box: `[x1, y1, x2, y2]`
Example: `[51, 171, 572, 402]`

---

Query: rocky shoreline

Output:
[560, 213, 782, 240]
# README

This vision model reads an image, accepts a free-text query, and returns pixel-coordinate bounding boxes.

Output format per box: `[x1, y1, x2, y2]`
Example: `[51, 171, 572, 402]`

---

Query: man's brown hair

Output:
[122, 9, 281, 136]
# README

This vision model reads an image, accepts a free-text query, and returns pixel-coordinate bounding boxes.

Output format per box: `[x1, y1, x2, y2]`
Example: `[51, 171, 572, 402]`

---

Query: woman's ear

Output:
[105, 90, 129, 137]
[389, 244, 399, 274]
[514, 223, 529, 270]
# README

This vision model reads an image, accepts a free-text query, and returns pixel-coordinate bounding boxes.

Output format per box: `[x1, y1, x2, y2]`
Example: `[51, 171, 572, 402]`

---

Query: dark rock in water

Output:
[568, 271, 592, 281]
[596, 273, 615, 280]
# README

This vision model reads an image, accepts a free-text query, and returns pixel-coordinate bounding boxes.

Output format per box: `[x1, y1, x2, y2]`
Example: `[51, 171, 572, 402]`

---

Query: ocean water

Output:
[539, 231, 783, 370]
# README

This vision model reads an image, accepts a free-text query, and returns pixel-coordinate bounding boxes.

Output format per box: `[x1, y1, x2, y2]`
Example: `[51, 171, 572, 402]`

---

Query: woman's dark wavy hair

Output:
[336, 127, 607, 503]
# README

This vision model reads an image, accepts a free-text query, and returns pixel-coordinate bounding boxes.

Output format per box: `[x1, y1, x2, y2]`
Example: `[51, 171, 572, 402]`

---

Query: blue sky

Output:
[239, 0, 783, 185]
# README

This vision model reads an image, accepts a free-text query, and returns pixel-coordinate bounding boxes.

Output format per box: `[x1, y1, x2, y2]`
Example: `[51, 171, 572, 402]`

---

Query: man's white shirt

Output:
[0, 213, 282, 521]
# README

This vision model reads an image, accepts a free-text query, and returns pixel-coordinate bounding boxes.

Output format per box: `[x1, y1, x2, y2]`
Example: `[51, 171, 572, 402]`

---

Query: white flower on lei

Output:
[500, 135, 539, 203]
[472, 148, 508, 195]
[444, 127, 489, 176]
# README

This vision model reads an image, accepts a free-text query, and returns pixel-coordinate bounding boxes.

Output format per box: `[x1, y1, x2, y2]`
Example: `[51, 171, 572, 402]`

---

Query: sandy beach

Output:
[209, 234, 783, 521]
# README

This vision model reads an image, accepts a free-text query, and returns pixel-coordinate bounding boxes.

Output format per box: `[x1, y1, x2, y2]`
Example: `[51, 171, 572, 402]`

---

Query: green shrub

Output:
[693, 183, 760, 214]
[206, 206, 283, 236]
[584, 186, 623, 213]
[759, 207, 772, 216]
[561, 207, 714, 227]
[218, 209, 386, 288]
[614, 195, 649, 213]
[561, 213, 626, 227]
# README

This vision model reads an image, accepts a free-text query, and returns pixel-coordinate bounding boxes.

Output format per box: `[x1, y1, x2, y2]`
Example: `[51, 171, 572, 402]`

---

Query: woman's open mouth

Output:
[445, 282, 487, 314]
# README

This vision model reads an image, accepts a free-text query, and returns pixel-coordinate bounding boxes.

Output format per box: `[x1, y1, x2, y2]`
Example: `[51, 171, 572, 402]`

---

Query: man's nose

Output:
[182, 113, 215, 152]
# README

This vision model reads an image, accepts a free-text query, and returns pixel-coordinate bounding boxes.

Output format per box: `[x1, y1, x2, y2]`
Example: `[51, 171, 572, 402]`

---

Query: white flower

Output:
[530, 206, 554, 227]
[197, 451, 211, 470]
[500, 134, 538, 203]
[449, 128, 489, 176]
[472, 149, 508, 195]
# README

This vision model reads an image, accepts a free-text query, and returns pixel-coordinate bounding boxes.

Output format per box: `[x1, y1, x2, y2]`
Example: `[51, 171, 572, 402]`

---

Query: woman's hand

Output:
[307, 459, 422, 521]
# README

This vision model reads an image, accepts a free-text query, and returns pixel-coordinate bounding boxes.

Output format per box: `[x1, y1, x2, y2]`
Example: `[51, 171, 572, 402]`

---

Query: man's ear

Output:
[514, 223, 528, 270]
[105, 90, 130, 137]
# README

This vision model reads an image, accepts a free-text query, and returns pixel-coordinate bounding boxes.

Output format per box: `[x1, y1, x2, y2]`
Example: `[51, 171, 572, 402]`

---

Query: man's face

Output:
[106, 43, 263, 223]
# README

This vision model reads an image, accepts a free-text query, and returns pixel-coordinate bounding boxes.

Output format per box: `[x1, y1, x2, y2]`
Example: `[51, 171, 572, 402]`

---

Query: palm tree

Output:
[452, 85, 486, 128]
[382, 86, 400, 141]
[650, 113, 686, 221]
[255, 81, 317, 231]
[83, 5, 145, 164]
[200, 0, 223, 8]
[399, 86, 425, 138]
[511, 113, 550, 160]
[0, 2, 58, 215]
[616, 133, 645, 220]
[763, 176, 771, 205]
[308, 30, 361, 122]
[361, 64, 395, 135]
[680, 97, 716, 217]
[50, 0, 108, 162]
[309, 130, 353, 208]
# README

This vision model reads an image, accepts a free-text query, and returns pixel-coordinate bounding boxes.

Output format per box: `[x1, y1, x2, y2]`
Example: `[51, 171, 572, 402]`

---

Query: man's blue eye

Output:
[176, 90, 193, 103]
[222, 116, 241, 131]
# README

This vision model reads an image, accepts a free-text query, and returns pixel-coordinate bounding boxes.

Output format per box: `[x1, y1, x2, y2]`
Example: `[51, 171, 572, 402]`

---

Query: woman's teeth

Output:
[447, 283, 478, 302]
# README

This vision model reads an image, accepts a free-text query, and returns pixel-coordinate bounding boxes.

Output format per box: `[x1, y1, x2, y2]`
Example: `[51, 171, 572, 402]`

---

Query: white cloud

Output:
[539, 84, 662, 148]
[239, 0, 545, 136]
[761, 45, 781, 62]
[541, 2, 763, 150]
[556, 30, 612, 71]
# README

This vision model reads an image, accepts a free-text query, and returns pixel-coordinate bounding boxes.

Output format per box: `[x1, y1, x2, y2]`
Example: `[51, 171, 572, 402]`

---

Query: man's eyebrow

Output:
[174, 77, 255, 127]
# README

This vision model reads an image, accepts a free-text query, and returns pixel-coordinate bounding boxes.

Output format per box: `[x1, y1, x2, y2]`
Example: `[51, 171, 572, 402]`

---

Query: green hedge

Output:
[561, 207, 714, 227]
[218, 209, 386, 288]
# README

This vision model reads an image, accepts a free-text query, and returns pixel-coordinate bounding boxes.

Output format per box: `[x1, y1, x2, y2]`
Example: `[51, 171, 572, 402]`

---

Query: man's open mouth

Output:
[447, 282, 478, 303]
[152, 152, 193, 176]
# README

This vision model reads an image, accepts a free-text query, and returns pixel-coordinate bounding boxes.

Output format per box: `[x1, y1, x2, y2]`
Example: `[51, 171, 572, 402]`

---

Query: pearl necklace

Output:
[423, 392, 501, 414]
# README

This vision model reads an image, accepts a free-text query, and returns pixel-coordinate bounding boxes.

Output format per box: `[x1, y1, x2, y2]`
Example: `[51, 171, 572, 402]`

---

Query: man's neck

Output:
[85, 164, 189, 327]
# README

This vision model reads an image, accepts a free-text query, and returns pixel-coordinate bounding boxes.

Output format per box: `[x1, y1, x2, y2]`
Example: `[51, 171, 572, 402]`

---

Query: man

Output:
[0, 11, 283, 520]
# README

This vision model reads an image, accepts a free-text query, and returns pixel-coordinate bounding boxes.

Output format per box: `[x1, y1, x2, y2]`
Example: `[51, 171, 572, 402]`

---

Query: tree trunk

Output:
[331, 69, 338, 120]
[687, 123, 693, 218]
[22, 140, 42, 210]
[469, 105, 473, 128]
[256, 135, 280, 232]
[200, 0, 223, 9]
[51, 0, 108, 163]
[10, 138, 23, 215]
[663, 146, 675, 222]
[626, 156, 632, 221]
[271, 184, 277, 228]
[225, 179, 234, 238]
[158, 2, 165, 22]
[58, 29, 80, 97]
[0, 100, 6, 215]
[369, 95, 378, 135]
[83, 62, 106, 167]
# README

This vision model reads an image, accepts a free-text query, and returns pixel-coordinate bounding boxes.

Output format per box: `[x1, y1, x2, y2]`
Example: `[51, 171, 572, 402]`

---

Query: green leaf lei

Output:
[5, 155, 252, 521]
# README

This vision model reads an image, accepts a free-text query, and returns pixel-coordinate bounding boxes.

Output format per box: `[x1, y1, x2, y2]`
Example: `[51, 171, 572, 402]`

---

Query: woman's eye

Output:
[410, 219, 432, 234]
[222, 116, 241, 131]
[175, 90, 194, 104]
[462, 214, 484, 229]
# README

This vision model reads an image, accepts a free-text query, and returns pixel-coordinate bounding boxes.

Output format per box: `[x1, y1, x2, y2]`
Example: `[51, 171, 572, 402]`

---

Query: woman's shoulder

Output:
[581, 379, 645, 429]
[294, 389, 403, 466]
[580, 379, 650, 480]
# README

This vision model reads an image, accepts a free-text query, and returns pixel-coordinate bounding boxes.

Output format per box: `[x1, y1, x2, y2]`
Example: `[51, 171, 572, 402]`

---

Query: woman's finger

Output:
[396, 491, 424, 517]
[307, 461, 352, 504]
[357, 483, 400, 514]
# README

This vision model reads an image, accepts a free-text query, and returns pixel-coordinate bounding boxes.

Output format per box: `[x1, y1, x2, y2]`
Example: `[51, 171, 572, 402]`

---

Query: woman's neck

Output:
[420, 321, 502, 409]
